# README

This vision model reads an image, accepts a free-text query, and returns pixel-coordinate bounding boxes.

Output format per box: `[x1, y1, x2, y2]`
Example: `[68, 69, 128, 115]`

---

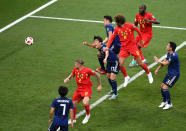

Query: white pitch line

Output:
[29, 15, 186, 31]
[0, 0, 58, 33]
[68, 41, 186, 123]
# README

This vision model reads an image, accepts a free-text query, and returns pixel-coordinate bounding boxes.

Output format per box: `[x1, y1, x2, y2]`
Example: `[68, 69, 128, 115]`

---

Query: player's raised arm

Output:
[83, 41, 96, 48]
[48, 107, 55, 124]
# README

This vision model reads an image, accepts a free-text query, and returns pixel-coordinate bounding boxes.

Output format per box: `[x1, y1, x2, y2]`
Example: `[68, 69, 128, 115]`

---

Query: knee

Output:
[83, 101, 88, 106]
[106, 74, 110, 78]
[110, 77, 115, 81]
[97, 52, 101, 56]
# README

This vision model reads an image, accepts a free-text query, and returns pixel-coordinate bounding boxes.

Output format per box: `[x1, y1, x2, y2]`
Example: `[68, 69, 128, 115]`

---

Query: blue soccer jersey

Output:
[105, 24, 121, 54]
[51, 97, 74, 126]
[107, 49, 119, 63]
[99, 43, 106, 56]
[166, 52, 180, 75]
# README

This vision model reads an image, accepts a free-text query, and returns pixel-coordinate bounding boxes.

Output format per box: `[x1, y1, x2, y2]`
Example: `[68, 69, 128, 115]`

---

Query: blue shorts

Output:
[163, 74, 179, 88]
[48, 122, 68, 131]
[106, 60, 120, 74]
[110, 43, 121, 54]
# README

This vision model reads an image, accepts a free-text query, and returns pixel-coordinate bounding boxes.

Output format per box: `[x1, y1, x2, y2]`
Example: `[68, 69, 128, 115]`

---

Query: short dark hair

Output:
[94, 36, 103, 42]
[139, 4, 147, 10]
[58, 86, 68, 97]
[104, 15, 112, 23]
[169, 42, 177, 52]
[76, 59, 84, 65]
[114, 14, 126, 27]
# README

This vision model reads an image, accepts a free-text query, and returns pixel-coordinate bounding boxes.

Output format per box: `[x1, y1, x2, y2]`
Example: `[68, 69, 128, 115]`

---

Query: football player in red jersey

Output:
[64, 59, 101, 124]
[107, 14, 153, 87]
[129, 4, 160, 67]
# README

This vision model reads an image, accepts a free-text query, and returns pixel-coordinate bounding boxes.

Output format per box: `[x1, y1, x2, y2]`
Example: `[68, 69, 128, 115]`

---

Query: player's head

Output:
[58, 86, 68, 97]
[75, 59, 84, 69]
[167, 42, 177, 52]
[139, 4, 147, 15]
[104, 16, 112, 26]
[94, 36, 103, 49]
[114, 14, 126, 27]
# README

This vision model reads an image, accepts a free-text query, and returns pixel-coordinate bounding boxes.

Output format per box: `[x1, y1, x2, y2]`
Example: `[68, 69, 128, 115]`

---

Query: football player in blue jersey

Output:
[154, 42, 180, 110]
[83, 36, 106, 74]
[48, 86, 74, 131]
[103, 47, 120, 100]
[103, 16, 121, 55]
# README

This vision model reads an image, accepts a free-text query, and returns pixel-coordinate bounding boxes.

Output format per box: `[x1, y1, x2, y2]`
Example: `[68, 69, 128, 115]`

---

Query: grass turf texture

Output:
[0, 0, 186, 130]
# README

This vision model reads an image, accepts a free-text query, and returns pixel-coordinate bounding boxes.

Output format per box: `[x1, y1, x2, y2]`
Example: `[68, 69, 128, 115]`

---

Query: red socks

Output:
[120, 66, 128, 77]
[85, 104, 90, 115]
[141, 63, 150, 74]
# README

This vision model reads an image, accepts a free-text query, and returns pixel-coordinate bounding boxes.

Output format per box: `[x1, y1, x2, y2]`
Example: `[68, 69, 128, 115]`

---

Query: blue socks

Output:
[108, 79, 117, 95]
[161, 89, 166, 102]
[98, 56, 105, 71]
[162, 89, 171, 104]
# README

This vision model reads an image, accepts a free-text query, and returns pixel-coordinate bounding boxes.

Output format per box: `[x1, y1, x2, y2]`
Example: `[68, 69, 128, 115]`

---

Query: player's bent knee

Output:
[83, 97, 89, 106]
[106, 74, 110, 78]
[110, 73, 116, 80]
[97, 52, 101, 56]
[162, 83, 169, 89]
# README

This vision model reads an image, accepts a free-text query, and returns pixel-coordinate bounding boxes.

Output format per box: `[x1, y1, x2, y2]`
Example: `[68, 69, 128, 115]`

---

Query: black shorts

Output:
[106, 60, 120, 74]
[48, 122, 68, 131]
[163, 74, 179, 88]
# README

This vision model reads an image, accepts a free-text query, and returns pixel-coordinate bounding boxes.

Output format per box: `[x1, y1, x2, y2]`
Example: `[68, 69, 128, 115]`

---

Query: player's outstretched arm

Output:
[83, 41, 96, 48]
[144, 18, 160, 24]
[70, 109, 74, 128]
[49, 107, 55, 124]
[64, 73, 74, 83]
[94, 72, 102, 92]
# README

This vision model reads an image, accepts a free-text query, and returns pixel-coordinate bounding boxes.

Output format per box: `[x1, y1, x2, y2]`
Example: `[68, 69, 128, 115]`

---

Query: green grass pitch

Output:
[0, 0, 186, 130]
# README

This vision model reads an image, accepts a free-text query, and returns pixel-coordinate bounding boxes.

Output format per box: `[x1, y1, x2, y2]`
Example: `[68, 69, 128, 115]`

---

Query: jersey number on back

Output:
[60, 104, 66, 115]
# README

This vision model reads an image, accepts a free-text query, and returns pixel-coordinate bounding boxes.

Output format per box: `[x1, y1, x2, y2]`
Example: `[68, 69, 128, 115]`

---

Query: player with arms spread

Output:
[64, 59, 101, 124]
[107, 14, 153, 87]
[154, 42, 180, 110]
[129, 4, 160, 67]
[48, 86, 74, 131]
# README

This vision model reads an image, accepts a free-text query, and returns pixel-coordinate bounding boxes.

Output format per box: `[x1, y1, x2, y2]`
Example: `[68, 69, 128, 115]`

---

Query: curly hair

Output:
[114, 14, 126, 27]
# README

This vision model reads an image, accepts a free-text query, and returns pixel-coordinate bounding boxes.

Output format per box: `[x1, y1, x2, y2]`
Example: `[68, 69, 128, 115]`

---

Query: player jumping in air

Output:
[48, 86, 74, 131]
[154, 42, 180, 110]
[129, 4, 160, 67]
[107, 14, 153, 87]
[64, 59, 101, 124]
[103, 46, 120, 100]
[103, 15, 121, 55]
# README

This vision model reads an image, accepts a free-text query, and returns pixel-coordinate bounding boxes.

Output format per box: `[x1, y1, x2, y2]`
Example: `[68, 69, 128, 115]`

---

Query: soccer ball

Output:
[25, 37, 33, 45]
